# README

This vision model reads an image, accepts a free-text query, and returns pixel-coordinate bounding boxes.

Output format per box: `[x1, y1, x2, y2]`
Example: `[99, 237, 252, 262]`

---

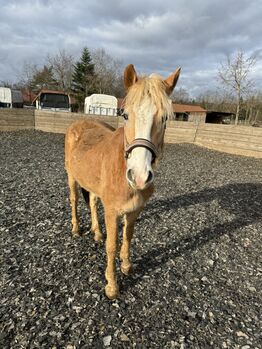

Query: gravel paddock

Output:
[0, 130, 261, 349]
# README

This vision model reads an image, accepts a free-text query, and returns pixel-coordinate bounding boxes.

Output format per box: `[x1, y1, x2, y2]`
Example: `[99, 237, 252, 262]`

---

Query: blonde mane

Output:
[124, 75, 173, 120]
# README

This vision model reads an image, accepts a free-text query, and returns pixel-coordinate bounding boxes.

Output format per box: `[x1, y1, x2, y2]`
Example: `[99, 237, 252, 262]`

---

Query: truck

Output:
[33, 90, 71, 112]
[84, 94, 117, 116]
[0, 87, 23, 108]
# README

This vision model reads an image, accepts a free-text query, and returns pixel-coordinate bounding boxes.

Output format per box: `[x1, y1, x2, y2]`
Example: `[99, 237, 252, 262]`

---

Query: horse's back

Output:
[65, 119, 115, 170]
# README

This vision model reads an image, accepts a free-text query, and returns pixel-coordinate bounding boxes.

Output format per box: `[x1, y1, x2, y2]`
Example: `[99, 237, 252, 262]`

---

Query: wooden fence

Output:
[0, 108, 34, 131]
[0, 109, 262, 158]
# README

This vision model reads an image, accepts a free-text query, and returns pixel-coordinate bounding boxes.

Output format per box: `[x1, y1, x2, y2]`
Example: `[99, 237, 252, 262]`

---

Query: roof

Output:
[32, 89, 69, 104]
[172, 103, 206, 113]
[117, 98, 206, 113]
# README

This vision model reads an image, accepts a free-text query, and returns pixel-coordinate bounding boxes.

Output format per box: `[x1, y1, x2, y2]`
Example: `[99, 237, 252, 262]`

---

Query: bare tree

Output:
[172, 87, 191, 103]
[218, 50, 256, 124]
[197, 89, 236, 114]
[47, 49, 74, 92]
[91, 48, 124, 96]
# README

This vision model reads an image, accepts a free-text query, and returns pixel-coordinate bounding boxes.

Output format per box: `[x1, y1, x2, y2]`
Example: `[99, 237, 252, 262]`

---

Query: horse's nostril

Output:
[146, 170, 154, 184]
[126, 169, 134, 183]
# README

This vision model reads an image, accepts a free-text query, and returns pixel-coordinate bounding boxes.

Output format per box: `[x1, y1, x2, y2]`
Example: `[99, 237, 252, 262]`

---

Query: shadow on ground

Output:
[121, 182, 262, 291]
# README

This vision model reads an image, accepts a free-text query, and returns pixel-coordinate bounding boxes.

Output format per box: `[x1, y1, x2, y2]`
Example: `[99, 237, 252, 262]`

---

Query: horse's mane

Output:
[124, 74, 173, 120]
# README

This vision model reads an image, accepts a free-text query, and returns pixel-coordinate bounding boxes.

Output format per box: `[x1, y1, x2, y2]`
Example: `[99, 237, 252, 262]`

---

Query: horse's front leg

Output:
[120, 209, 141, 275]
[104, 208, 119, 299]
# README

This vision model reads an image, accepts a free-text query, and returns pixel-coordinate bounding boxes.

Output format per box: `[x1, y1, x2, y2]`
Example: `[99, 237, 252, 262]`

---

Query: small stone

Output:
[241, 346, 250, 349]
[103, 335, 112, 347]
[207, 259, 214, 267]
[236, 331, 248, 338]
[120, 333, 129, 342]
[208, 311, 214, 318]
[243, 238, 251, 247]
[247, 286, 256, 292]
[170, 340, 176, 348]
[201, 276, 208, 282]
[187, 311, 196, 318]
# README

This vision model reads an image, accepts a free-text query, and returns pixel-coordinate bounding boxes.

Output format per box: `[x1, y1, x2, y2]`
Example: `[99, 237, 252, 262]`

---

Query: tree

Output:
[218, 50, 256, 124]
[29, 65, 57, 91]
[71, 47, 95, 110]
[47, 49, 74, 92]
[172, 87, 191, 103]
[91, 48, 124, 97]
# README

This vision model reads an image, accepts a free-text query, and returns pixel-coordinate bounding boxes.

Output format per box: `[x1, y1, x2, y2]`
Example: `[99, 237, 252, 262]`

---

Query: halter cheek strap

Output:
[125, 138, 158, 163]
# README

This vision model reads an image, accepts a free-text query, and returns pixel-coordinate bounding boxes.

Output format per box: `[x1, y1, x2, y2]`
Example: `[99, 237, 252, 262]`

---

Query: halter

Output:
[124, 137, 158, 163]
[121, 104, 160, 164]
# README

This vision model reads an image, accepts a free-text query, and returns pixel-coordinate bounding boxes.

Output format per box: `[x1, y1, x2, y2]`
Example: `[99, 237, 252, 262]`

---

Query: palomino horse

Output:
[65, 64, 180, 299]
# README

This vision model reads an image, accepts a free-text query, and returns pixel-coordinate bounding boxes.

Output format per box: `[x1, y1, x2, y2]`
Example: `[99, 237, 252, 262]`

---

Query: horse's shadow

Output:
[120, 182, 262, 291]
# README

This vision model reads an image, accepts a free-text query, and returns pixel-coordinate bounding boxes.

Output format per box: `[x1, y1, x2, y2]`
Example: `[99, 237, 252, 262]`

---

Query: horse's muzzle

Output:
[126, 168, 154, 189]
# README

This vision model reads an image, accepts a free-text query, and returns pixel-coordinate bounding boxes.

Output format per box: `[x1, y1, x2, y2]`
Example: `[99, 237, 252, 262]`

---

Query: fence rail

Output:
[0, 109, 261, 158]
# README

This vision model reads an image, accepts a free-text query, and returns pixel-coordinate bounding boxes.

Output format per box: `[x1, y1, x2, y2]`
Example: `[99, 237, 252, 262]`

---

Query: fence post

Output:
[193, 120, 200, 143]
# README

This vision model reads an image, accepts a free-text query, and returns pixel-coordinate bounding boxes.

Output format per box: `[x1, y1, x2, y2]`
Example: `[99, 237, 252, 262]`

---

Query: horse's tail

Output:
[81, 188, 90, 208]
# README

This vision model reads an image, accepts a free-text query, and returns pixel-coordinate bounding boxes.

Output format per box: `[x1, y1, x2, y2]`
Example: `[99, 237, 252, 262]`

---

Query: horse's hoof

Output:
[121, 264, 133, 276]
[72, 230, 81, 237]
[105, 285, 119, 299]
[94, 233, 103, 242]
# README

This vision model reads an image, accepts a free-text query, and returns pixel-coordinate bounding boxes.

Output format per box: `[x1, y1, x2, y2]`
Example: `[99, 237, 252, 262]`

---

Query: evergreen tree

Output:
[30, 65, 58, 91]
[71, 47, 96, 111]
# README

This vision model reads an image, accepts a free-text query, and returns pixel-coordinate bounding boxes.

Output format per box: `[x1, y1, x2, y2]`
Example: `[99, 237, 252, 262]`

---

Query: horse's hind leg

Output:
[120, 209, 141, 275]
[68, 173, 80, 236]
[90, 193, 103, 242]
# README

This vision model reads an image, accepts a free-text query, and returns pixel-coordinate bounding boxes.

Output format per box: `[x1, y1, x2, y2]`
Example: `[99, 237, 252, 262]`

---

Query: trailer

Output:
[84, 94, 117, 116]
[0, 87, 23, 108]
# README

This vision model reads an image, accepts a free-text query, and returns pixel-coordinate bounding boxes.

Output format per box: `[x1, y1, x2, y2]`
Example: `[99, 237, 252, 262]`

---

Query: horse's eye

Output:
[123, 113, 128, 120]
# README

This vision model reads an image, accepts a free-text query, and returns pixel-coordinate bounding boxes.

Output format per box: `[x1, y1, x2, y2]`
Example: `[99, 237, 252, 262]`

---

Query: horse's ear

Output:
[124, 64, 138, 90]
[164, 67, 181, 95]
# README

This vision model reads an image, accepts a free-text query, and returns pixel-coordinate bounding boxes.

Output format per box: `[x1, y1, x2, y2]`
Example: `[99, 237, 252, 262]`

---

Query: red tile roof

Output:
[172, 103, 206, 113]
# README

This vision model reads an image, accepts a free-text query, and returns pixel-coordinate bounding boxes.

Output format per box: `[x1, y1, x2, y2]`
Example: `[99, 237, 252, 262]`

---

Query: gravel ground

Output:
[0, 130, 262, 349]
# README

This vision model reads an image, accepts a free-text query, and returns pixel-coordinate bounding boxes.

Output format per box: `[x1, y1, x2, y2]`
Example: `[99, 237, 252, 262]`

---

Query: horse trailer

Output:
[84, 94, 118, 116]
[0, 87, 23, 108]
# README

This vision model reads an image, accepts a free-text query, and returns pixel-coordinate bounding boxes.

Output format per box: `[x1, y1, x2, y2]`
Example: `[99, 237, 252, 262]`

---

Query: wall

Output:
[35, 110, 118, 133]
[163, 121, 262, 158]
[194, 123, 262, 158]
[0, 109, 262, 158]
[0, 108, 34, 131]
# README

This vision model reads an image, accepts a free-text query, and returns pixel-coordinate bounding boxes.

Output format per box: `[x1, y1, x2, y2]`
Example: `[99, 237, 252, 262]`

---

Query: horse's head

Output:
[123, 64, 180, 190]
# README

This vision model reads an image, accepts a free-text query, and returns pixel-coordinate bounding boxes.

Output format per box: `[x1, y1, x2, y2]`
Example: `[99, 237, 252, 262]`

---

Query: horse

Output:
[64, 64, 180, 299]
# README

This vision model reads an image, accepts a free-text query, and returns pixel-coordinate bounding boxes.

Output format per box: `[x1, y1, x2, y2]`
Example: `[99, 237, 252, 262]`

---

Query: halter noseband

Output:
[124, 138, 158, 163]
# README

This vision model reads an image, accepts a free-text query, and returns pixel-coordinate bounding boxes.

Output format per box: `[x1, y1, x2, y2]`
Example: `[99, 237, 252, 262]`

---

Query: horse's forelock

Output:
[125, 76, 173, 119]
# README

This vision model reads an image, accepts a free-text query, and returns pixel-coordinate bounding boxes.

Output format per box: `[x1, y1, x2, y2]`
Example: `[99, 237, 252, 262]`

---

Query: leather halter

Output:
[124, 137, 158, 163]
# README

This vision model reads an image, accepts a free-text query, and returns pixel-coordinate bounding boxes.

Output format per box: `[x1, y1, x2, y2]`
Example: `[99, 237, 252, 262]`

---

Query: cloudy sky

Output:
[0, 0, 261, 96]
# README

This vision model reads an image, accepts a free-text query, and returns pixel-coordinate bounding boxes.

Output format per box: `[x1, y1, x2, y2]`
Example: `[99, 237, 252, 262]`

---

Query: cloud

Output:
[0, 0, 261, 95]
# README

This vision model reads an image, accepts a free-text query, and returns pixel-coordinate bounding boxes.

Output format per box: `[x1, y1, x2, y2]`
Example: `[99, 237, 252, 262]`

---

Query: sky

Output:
[0, 0, 262, 96]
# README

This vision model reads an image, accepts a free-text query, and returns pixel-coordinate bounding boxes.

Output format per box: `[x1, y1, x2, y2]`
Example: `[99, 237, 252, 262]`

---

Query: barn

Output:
[172, 103, 206, 123]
